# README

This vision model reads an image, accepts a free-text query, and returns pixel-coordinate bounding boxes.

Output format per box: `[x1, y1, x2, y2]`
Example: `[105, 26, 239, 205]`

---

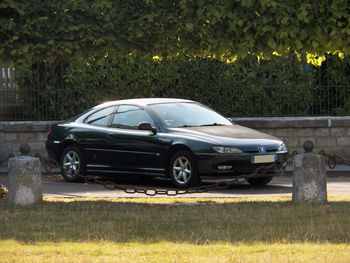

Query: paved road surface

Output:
[1, 176, 349, 198]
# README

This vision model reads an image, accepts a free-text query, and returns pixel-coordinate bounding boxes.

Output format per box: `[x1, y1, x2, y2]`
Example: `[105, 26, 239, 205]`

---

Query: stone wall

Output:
[1, 117, 350, 162]
[0, 121, 56, 161]
[232, 117, 350, 157]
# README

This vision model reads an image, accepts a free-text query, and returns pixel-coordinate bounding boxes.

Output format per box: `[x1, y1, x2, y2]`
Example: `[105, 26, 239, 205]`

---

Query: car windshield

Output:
[148, 102, 232, 128]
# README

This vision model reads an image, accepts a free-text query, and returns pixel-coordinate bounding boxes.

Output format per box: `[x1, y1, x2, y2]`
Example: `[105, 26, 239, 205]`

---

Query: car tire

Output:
[169, 150, 200, 188]
[60, 146, 85, 182]
[247, 176, 273, 186]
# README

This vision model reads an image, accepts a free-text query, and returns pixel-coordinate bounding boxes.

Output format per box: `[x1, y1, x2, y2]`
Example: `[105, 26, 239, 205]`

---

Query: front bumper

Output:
[195, 152, 288, 177]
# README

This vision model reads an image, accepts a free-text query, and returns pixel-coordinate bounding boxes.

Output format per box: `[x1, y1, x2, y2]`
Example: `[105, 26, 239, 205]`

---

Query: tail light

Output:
[48, 128, 52, 136]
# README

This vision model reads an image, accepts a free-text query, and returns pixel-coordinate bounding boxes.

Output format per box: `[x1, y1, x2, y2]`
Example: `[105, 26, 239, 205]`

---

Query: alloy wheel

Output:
[62, 150, 80, 178]
[172, 156, 192, 184]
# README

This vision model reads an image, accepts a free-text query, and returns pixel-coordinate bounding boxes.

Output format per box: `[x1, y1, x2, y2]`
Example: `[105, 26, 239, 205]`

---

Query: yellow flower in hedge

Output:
[306, 54, 326, 66]
[0, 185, 8, 199]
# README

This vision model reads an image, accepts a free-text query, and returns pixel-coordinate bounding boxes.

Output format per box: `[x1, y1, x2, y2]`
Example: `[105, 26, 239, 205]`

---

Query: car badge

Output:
[258, 147, 266, 153]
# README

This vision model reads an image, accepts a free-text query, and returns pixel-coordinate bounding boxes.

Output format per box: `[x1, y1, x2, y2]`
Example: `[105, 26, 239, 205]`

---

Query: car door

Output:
[73, 106, 117, 170]
[106, 105, 168, 175]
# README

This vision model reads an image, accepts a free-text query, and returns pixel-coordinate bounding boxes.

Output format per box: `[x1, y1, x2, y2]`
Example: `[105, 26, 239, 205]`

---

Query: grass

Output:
[1, 241, 350, 263]
[1, 198, 350, 262]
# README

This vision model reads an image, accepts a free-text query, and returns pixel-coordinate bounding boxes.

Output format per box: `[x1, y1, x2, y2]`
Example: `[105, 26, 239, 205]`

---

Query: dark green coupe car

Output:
[46, 98, 288, 187]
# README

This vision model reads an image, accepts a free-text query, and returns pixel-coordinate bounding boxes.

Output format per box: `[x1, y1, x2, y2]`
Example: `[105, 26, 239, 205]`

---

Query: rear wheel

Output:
[169, 150, 200, 188]
[60, 146, 85, 182]
[247, 176, 273, 186]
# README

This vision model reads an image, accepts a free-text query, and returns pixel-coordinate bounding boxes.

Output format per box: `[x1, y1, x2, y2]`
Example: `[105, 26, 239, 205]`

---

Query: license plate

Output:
[251, 155, 277, 163]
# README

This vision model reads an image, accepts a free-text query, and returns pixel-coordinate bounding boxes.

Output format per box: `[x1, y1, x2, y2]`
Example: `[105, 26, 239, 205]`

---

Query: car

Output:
[46, 98, 288, 188]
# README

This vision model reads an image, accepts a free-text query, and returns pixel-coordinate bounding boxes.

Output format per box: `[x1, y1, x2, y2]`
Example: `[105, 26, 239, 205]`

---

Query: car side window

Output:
[111, 105, 154, 130]
[84, 106, 115, 127]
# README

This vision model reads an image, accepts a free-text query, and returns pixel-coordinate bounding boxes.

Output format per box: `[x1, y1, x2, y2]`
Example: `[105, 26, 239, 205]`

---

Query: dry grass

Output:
[1, 198, 350, 262]
[1, 240, 350, 263]
[43, 194, 350, 203]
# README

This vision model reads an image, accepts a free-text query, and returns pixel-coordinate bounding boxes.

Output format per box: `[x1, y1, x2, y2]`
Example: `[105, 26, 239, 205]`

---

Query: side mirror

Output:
[138, 122, 157, 134]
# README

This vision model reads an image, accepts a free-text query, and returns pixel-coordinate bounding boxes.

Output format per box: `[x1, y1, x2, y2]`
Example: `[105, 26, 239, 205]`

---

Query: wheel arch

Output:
[165, 144, 194, 175]
[56, 139, 80, 162]
[167, 144, 192, 159]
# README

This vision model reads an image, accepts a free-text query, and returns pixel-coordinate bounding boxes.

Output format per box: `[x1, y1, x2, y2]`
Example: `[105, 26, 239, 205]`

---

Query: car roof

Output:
[95, 98, 194, 109]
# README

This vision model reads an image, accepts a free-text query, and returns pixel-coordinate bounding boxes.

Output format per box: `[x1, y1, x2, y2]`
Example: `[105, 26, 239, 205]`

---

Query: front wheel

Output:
[169, 150, 200, 188]
[60, 146, 85, 182]
[246, 176, 273, 186]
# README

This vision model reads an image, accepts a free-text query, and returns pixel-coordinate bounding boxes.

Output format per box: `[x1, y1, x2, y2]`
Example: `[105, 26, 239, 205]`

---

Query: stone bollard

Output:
[8, 156, 42, 205]
[292, 141, 327, 203]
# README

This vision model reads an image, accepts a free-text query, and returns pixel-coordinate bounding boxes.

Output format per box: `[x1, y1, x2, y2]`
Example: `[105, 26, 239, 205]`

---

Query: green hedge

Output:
[1, 0, 350, 64]
[15, 54, 350, 120]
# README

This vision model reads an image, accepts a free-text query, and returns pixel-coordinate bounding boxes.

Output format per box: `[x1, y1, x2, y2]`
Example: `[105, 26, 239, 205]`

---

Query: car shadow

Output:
[2, 174, 291, 197]
[96, 175, 293, 196]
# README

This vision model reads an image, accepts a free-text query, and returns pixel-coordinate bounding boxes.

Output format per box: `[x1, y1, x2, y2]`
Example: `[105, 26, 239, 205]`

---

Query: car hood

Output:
[169, 125, 283, 148]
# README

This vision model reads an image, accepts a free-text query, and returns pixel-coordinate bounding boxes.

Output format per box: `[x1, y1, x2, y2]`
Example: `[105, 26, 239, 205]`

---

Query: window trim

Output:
[83, 106, 117, 127]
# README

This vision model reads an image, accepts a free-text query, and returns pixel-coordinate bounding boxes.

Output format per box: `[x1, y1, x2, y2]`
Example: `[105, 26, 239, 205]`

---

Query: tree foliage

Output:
[1, 0, 350, 64]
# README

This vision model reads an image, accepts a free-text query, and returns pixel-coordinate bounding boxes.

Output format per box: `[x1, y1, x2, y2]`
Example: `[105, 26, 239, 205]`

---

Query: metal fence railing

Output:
[225, 85, 350, 117]
[0, 63, 82, 121]
[0, 66, 16, 88]
[0, 66, 19, 120]
[1, 64, 350, 120]
[1, 85, 349, 121]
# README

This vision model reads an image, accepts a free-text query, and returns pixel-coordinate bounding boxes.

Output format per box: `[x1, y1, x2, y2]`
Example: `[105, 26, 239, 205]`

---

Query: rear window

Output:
[83, 106, 116, 127]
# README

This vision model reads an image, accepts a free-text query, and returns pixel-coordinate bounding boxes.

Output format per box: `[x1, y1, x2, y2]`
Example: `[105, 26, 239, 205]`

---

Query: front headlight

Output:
[278, 143, 287, 152]
[212, 146, 242, 154]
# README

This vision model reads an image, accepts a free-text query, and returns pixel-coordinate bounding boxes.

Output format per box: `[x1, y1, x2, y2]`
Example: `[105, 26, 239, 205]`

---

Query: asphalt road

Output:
[1, 175, 350, 198]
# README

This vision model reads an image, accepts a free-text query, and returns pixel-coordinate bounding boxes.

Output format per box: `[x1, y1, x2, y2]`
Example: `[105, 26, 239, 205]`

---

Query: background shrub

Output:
[14, 54, 350, 120]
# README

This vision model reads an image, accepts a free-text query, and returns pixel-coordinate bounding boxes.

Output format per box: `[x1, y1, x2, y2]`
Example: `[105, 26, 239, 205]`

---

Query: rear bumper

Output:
[45, 140, 63, 162]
